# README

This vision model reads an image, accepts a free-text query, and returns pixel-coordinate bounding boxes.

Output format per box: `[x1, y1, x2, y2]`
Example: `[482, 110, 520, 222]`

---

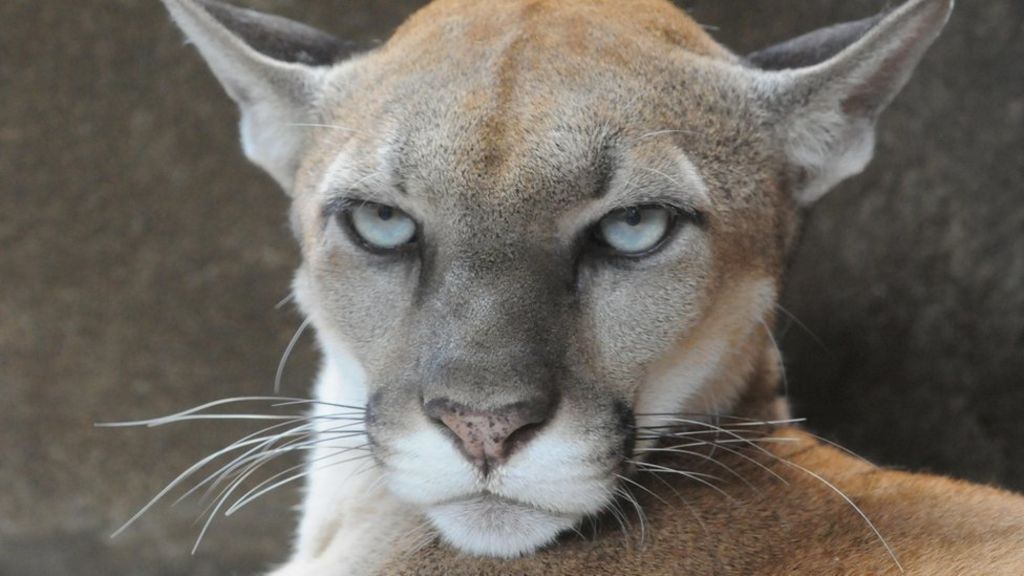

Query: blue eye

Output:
[596, 206, 674, 255]
[346, 202, 417, 251]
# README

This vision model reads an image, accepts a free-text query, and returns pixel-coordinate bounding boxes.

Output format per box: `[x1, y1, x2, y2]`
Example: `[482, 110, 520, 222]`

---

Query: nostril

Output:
[503, 420, 544, 455]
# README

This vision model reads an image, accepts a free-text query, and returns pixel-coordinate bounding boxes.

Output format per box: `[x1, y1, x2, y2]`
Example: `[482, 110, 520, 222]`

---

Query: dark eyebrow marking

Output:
[321, 196, 355, 220]
[394, 174, 410, 197]
[592, 142, 617, 199]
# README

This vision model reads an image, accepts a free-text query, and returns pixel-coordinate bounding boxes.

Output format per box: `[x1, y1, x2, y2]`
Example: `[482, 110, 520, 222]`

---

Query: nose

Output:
[424, 397, 555, 471]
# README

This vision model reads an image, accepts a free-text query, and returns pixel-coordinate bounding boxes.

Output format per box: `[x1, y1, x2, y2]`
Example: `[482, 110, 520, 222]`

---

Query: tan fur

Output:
[153, 0, 1024, 573]
[383, 427, 1024, 575]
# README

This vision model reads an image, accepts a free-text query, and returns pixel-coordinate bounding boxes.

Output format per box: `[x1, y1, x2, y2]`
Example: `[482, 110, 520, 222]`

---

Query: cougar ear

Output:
[750, 0, 954, 205]
[162, 0, 352, 191]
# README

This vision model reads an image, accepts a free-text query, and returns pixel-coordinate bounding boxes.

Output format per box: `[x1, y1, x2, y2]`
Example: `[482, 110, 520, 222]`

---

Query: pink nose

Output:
[425, 399, 552, 471]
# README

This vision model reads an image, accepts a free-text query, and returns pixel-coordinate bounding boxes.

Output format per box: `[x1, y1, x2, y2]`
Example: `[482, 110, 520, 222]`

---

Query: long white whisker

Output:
[774, 303, 830, 354]
[183, 424, 366, 507]
[96, 396, 363, 428]
[642, 439, 790, 486]
[630, 460, 733, 501]
[639, 446, 756, 489]
[275, 318, 312, 394]
[638, 128, 700, 139]
[764, 449, 904, 572]
[189, 419, 367, 507]
[615, 485, 647, 546]
[275, 292, 295, 310]
[616, 473, 669, 508]
[178, 429, 317, 507]
[284, 123, 368, 136]
[108, 418, 312, 538]
[226, 446, 373, 515]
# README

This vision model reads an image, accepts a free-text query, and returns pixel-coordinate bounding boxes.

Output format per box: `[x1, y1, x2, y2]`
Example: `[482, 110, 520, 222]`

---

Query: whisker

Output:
[275, 318, 312, 394]
[107, 404, 366, 540]
[774, 303, 831, 355]
[269, 398, 367, 411]
[107, 418, 312, 538]
[643, 421, 902, 573]
[284, 123, 369, 136]
[629, 460, 733, 501]
[783, 456, 903, 572]
[177, 421, 320, 506]
[397, 519, 437, 561]
[638, 128, 701, 139]
[615, 485, 647, 546]
[183, 424, 366, 507]
[642, 469, 710, 536]
[636, 446, 756, 490]
[801, 431, 875, 465]
[616, 473, 670, 508]
[634, 435, 799, 447]
[636, 166, 688, 191]
[603, 499, 632, 546]
[637, 416, 782, 451]
[96, 396, 364, 428]
[633, 413, 805, 425]
[647, 439, 790, 486]
[275, 292, 295, 310]
[190, 435, 367, 552]
[189, 418, 367, 497]
[225, 446, 373, 515]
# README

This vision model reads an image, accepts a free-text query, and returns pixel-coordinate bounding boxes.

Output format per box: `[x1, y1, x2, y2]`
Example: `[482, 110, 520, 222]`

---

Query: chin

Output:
[426, 496, 579, 558]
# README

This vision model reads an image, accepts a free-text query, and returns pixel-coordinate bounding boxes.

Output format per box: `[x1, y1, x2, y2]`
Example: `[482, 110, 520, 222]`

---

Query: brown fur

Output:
[383, 427, 1024, 575]
[154, 0, 1024, 573]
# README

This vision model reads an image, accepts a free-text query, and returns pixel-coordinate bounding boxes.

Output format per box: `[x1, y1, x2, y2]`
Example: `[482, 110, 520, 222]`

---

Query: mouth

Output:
[426, 493, 580, 558]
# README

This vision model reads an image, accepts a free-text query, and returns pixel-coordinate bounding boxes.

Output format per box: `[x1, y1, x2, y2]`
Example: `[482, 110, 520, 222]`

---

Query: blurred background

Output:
[1, 0, 1021, 574]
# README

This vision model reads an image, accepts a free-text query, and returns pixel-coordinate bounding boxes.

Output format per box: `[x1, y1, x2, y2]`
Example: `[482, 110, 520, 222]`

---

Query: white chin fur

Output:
[427, 497, 577, 558]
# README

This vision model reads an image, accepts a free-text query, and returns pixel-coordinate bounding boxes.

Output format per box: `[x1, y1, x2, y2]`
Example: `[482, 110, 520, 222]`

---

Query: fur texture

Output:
[382, 427, 1024, 575]
[153, 0, 1024, 574]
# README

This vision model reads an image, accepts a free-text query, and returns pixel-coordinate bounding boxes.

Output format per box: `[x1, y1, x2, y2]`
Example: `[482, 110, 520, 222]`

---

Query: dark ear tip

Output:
[747, 13, 886, 71]
[193, 0, 359, 66]
[746, 0, 953, 72]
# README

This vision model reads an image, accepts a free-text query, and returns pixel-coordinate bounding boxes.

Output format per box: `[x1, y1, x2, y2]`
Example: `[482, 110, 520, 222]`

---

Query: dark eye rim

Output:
[588, 203, 704, 259]
[331, 199, 419, 256]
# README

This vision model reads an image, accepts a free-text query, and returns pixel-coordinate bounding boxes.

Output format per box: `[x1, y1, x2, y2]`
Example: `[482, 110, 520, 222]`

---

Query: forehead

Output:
[303, 0, 756, 217]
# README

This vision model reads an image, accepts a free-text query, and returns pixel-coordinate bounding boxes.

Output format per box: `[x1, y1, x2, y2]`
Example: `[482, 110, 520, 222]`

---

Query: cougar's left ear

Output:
[162, 0, 353, 191]
[750, 0, 954, 205]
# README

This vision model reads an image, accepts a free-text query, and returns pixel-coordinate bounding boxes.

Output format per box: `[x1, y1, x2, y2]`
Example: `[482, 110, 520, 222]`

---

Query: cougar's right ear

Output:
[162, 0, 354, 191]
[750, 0, 953, 206]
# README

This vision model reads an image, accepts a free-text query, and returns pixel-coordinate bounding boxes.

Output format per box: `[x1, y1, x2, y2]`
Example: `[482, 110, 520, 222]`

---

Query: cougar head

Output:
[162, 0, 952, 558]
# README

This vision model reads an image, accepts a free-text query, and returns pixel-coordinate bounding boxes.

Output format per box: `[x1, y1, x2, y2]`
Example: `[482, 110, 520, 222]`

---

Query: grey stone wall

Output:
[1, 1, 1020, 574]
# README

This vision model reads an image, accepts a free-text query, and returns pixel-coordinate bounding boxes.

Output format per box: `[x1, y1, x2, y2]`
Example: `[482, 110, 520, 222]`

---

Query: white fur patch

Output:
[384, 405, 615, 556]
[786, 112, 876, 205]
[386, 427, 482, 505]
[427, 497, 576, 558]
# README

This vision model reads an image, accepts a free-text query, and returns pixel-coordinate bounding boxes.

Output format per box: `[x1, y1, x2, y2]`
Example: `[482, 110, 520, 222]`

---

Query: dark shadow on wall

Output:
[1, 1, 1021, 575]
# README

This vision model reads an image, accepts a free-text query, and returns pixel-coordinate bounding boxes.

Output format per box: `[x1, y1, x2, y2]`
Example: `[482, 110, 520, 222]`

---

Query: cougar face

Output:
[162, 0, 952, 560]
[287, 19, 789, 553]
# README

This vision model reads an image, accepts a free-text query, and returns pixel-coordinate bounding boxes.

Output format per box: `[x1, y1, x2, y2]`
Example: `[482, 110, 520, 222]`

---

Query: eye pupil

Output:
[624, 207, 642, 226]
[377, 205, 394, 221]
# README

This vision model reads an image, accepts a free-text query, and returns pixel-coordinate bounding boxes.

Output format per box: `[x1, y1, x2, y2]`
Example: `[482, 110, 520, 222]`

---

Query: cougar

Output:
[142, 0, 1024, 574]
